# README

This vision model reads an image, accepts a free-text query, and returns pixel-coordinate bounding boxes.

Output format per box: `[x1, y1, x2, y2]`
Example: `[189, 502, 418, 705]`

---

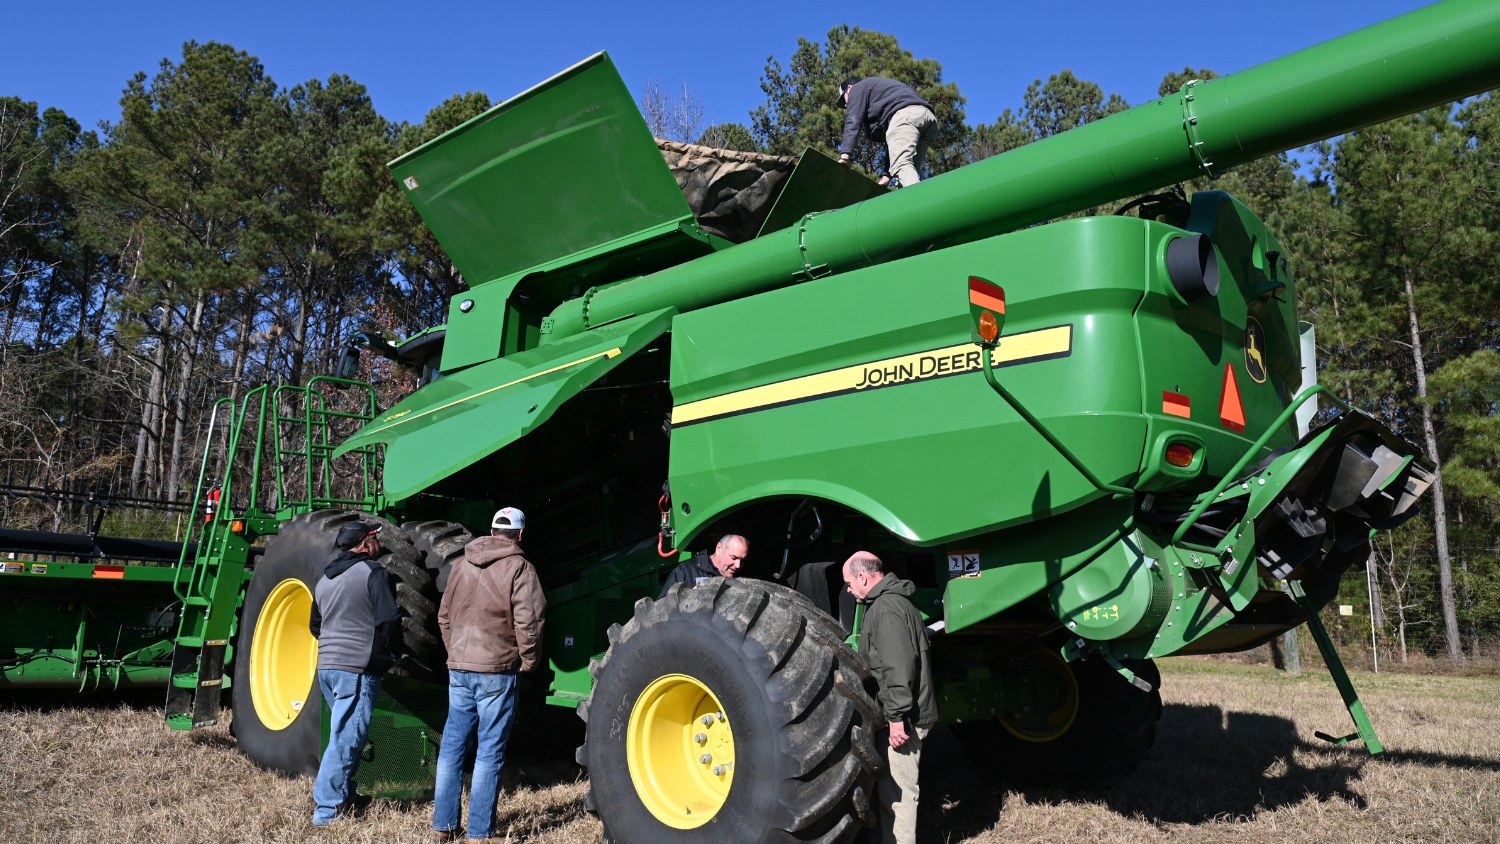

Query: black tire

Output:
[230, 510, 441, 776]
[948, 655, 1162, 789]
[577, 577, 884, 844]
[401, 519, 473, 593]
[367, 516, 446, 683]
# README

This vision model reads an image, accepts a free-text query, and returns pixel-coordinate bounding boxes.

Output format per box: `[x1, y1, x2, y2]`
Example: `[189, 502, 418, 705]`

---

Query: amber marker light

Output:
[1165, 443, 1195, 468]
[230, 519, 246, 534]
[978, 310, 999, 343]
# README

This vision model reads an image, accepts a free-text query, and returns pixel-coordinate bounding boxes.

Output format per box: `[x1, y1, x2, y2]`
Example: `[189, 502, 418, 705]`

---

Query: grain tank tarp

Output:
[658, 140, 796, 243]
[334, 308, 676, 501]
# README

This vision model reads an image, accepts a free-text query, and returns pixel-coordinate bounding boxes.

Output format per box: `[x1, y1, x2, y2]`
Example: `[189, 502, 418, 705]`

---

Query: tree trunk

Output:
[1384, 534, 1409, 665]
[166, 292, 205, 502]
[132, 319, 169, 497]
[1400, 261, 1462, 660]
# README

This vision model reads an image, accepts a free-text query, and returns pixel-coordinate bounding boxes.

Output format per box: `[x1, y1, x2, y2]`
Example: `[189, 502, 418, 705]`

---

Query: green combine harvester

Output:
[4, 1, 1498, 839]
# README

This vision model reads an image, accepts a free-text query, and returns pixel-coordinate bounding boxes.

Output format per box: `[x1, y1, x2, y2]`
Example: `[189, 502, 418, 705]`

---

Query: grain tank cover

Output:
[389, 52, 693, 288]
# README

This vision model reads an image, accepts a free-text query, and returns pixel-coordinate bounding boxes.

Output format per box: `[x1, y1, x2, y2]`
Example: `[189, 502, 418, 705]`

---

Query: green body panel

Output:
[667, 216, 1149, 546]
[390, 52, 691, 292]
[0, 562, 180, 689]
[336, 308, 675, 501]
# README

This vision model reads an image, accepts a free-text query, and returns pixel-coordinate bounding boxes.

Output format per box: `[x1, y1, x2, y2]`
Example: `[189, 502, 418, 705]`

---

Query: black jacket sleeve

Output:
[309, 598, 323, 638]
[840, 82, 871, 156]
[367, 564, 402, 664]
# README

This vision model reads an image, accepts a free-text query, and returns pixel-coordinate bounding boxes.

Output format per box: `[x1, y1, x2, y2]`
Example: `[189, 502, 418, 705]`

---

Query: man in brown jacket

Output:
[431, 507, 546, 843]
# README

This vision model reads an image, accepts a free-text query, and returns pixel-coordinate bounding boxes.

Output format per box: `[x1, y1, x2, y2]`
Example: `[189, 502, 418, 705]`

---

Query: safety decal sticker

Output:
[564, 636, 575, 649]
[948, 551, 981, 579]
[671, 324, 1072, 427]
[30, 564, 46, 575]
[1, 563, 21, 574]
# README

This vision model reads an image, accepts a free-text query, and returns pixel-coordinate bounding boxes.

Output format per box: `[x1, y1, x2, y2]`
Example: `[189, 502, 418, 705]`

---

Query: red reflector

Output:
[93, 565, 125, 580]
[1220, 364, 1246, 432]
[1162, 391, 1191, 418]
[1165, 443, 1195, 467]
[969, 276, 1005, 313]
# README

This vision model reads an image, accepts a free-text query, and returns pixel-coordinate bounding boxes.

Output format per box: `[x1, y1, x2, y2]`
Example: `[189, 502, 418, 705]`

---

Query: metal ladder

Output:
[165, 378, 381, 730]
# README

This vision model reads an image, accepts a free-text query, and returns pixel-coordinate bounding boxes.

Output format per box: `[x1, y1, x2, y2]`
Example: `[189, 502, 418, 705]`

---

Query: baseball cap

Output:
[336, 522, 379, 550]
[836, 78, 860, 107]
[492, 507, 526, 530]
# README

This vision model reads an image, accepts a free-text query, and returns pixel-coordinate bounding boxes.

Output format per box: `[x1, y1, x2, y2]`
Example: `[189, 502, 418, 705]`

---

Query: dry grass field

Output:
[2, 658, 1497, 844]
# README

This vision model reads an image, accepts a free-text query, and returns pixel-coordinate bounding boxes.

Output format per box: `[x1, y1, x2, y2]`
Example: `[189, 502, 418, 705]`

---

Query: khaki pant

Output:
[885, 105, 939, 188]
[875, 725, 929, 844]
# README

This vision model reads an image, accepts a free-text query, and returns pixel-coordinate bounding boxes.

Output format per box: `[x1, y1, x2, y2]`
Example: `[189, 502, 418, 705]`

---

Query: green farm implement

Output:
[4, 1, 1497, 839]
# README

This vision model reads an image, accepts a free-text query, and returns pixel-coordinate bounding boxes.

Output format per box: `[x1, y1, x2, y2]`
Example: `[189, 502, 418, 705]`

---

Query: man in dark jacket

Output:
[843, 551, 937, 844]
[837, 77, 940, 189]
[432, 507, 546, 842]
[658, 534, 748, 598]
[308, 521, 400, 826]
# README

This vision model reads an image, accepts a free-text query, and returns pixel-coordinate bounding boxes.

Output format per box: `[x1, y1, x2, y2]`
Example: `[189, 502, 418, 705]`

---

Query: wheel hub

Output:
[248, 578, 318, 730]
[626, 673, 735, 828]
[999, 649, 1080, 742]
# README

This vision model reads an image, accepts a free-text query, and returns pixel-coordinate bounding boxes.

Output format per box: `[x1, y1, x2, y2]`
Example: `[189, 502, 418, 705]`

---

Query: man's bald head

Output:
[842, 551, 886, 600]
[711, 534, 748, 577]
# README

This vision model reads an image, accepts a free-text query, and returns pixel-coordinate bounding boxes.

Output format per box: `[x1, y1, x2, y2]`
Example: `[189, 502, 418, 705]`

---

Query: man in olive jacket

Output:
[431, 507, 546, 842]
[843, 551, 937, 844]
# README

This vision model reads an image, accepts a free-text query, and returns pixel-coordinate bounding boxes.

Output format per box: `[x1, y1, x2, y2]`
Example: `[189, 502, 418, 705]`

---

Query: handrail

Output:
[1172, 384, 1351, 545]
[173, 398, 232, 602]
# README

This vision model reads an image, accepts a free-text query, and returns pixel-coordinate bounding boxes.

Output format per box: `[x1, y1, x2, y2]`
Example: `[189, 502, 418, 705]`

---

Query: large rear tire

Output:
[401, 519, 473, 593]
[948, 654, 1161, 789]
[230, 510, 441, 775]
[577, 578, 884, 844]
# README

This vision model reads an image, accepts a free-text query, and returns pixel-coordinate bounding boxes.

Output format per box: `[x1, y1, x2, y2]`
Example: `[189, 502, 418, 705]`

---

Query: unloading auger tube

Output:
[544, 0, 1500, 339]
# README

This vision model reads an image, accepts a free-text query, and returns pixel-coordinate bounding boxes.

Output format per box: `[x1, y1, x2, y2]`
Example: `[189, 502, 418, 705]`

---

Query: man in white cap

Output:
[431, 507, 546, 842]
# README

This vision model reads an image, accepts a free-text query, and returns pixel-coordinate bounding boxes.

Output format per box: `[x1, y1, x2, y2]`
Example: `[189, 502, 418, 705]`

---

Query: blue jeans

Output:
[432, 670, 520, 838]
[311, 669, 382, 825]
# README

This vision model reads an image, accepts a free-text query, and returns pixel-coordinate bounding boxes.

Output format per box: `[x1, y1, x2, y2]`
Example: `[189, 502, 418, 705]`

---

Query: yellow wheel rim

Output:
[248, 578, 318, 730]
[999, 649, 1080, 743]
[626, 673, 735, 828]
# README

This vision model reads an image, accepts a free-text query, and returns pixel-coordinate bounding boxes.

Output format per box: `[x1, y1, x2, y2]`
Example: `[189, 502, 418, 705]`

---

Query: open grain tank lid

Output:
[388, 52, 885, 288]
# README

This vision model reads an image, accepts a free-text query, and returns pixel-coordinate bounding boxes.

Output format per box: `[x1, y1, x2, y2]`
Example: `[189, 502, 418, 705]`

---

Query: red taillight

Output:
[1165, 443, 1195, 468]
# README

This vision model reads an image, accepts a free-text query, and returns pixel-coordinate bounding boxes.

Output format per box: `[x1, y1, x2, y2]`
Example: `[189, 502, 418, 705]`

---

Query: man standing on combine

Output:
[431, 507, 546, 843]
[658, 534, 748, 598]
[837, 77, 940, 189]
[308, 521, 401, 827]
[842, 551, 937, 844]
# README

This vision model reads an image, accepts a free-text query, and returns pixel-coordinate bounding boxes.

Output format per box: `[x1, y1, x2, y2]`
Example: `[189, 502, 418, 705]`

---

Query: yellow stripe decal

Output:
[364, 348, 622, 437]
[672, 325, 1071, 427]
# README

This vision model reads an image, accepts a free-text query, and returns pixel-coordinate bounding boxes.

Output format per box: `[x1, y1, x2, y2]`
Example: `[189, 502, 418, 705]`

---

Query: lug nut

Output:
[713, 765, 726, 776]
[702, 715, 714, 726]
[716, 711, 724, 722]
[700, 754, 713, 764]
[695, 733, 707, 744]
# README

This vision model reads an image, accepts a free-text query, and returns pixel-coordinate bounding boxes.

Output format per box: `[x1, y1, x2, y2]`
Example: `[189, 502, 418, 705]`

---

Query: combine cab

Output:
[107, 1, 1500, 840]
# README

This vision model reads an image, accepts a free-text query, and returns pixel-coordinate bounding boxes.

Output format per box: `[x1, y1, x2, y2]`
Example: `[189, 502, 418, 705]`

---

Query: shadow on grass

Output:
[0, 687, 166, 713]
[919, 701, 1500, 840]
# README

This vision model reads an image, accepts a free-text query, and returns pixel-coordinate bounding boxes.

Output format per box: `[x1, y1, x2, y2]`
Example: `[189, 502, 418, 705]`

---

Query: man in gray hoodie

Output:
[837, 77, 940, 189]
[843, 551, 937, 844]
[308, 521, 400, 826]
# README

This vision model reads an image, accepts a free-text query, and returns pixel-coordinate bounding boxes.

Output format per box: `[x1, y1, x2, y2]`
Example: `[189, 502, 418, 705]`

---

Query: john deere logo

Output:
[1244, 317, 1267, 384]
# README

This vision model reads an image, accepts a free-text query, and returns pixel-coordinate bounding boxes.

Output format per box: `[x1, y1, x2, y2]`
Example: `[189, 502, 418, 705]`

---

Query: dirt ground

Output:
[2, 658, 1497, 844]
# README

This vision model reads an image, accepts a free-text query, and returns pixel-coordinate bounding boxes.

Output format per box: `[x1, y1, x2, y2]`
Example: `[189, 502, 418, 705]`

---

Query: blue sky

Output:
[3, 0, 1431, 135]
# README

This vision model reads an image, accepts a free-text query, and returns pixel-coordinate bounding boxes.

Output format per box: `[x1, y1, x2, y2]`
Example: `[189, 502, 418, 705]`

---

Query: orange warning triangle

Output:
[1220, 364, 1246, 432]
